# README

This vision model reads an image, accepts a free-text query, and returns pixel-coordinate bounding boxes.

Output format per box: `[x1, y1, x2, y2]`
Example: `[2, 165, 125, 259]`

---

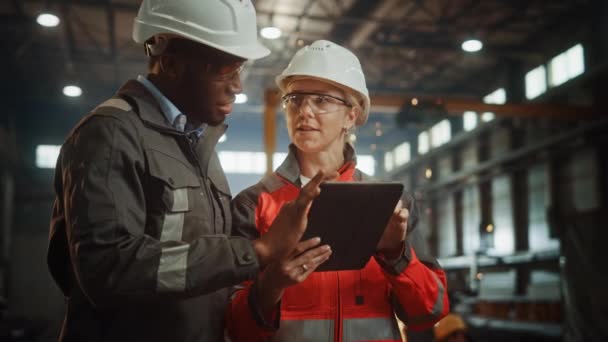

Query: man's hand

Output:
[253, 171, 338, 268]
[255, 238, 332, 316]
[376, 200, 409, 260]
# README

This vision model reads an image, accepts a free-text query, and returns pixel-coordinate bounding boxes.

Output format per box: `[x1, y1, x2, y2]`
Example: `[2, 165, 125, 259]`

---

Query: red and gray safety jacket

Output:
[227, 144, 449, 342]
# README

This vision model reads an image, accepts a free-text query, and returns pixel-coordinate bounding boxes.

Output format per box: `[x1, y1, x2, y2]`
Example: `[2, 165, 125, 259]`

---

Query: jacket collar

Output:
[116, 80, 226, 136]
[275, 143, 358, 186]
[116, 80, 227, 170]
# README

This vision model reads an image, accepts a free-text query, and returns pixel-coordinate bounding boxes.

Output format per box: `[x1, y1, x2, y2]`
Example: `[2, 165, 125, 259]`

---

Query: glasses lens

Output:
[283, 93, 345, 114]
[213, 62, 244, 80]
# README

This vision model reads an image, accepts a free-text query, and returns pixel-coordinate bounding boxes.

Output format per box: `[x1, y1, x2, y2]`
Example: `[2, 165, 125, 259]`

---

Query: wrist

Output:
[253, 239, 270, 269]
[378, 241, 405, 261]
[256, 274, 284, 316]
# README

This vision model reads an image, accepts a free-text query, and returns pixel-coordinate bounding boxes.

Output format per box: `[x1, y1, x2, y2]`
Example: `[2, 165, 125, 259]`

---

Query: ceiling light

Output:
[425, 168, 433, 179]
[411, 98, 419, 106]
[462, 39, 483, 52]
[37, 13, 60, 27]
[235, 93, 248, 104]
[63, 85, 82, 97]
[219, 134, 227, 143]
[260, 26, 282, 40]
[486, 224, 494, 233]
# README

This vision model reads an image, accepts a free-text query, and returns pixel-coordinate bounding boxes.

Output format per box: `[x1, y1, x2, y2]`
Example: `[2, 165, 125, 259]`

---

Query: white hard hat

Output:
[133, 0, 270, 60]
[276, 40, 370, 126]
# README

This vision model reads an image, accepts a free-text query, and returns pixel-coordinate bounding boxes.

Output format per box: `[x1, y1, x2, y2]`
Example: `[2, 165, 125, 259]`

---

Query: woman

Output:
[227, 40, 449, 341]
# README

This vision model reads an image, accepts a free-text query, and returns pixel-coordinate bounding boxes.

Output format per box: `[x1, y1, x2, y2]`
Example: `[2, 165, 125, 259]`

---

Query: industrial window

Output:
[430, 119, 451, 148]
[482, 88, 506, 122]
[437, 195, 457, 257]
[384, 151, 394, 172]
[525, 65, 547, 99]
[462, 186, 480, 255]
[272, 152, 288, 170]
[491, 175, 515, 255]
[528, 163, 560, 252]
[357, 155, 376, 176]
[463, 111, 478, 131]
[418, 131, 430, 154]
[567, 148, 599, 211]
[219, 151, 267, 174]
[481, 112, 495, 122]
[393, 141, 411, 166]
[385, 142, 410, 172]
[549, 43, 585, 87]
[220, 151, 375, 176]
[484, 88, 506, 104]
[35, 145, 61, 168]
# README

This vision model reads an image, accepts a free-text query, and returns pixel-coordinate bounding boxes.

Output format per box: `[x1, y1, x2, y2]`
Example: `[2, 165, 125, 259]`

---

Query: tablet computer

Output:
[302, 181, 404, 271]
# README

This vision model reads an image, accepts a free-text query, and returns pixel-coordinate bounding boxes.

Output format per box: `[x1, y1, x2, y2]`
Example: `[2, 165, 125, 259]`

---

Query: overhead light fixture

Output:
[461, 39, 483, 52]
[260, 26, 282, 40]
[36, 13, 60, 27]
[63, 85, 82, 97]
[219, 134, 227, 143]
[235, 93, 248, 104]
[486, 224, 494, 233]
[425, 168, 433, 179]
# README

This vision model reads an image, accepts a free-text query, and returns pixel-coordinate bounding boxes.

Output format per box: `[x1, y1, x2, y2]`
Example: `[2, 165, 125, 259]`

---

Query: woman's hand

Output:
[376, 200, 409, 260]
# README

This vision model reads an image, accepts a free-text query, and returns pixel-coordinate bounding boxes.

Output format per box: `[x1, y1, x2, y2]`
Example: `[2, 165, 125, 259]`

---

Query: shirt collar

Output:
[136, 75, 182, 128]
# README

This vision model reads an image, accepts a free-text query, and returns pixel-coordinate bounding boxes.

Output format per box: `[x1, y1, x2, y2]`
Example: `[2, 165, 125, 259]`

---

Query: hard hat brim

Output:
[133, 19, 271, 60]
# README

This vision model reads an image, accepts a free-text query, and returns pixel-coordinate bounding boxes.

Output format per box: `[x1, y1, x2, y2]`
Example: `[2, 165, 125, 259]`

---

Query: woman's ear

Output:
[346, 106, 360, 129]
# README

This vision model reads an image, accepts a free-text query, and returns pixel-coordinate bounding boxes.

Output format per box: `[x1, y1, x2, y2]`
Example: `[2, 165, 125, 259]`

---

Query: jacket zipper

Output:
[186, 140, 217, 233]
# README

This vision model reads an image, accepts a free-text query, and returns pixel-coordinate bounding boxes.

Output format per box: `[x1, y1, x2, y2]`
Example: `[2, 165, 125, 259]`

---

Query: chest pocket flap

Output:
[147, 148, 200, 200]
[148, 149, 199, 186]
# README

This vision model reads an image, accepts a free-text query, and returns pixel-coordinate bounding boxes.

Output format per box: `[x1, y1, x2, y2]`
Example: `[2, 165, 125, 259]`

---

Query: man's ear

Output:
[158, 54, 182, 79]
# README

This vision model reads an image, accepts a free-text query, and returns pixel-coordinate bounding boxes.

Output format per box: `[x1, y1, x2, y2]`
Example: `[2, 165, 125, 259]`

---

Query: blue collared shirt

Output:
[137, 75, 206, 137]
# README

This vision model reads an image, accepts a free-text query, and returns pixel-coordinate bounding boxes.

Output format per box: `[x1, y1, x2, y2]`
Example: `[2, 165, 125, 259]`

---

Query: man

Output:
[47, 1, 326, 341]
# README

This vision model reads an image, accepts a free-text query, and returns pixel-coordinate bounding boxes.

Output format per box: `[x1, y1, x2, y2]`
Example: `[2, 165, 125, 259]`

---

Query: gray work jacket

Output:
[48, 80, 259, 342]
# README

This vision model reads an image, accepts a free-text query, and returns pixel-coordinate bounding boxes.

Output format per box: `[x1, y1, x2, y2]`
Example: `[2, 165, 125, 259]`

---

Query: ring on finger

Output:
[301, 264, 309, 272]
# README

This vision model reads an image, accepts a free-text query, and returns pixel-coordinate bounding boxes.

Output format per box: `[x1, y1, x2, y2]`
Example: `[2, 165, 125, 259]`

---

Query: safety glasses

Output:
[207, 61, 245, 81]
[282, 92, 352, 115]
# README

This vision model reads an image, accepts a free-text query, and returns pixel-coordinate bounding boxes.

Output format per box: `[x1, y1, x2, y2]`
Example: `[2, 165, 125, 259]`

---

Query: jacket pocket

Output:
[146, 148, 201, 241]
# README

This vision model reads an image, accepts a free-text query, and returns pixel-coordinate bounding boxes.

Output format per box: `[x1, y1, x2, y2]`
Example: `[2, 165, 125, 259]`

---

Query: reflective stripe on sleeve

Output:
[393, 271, 446, 326]
[96, 98, 132, 112]
[156, 244, 189, 292]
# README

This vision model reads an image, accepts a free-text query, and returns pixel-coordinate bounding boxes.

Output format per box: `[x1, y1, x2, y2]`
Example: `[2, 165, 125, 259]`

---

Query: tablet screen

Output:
[302, 181, 404, 271]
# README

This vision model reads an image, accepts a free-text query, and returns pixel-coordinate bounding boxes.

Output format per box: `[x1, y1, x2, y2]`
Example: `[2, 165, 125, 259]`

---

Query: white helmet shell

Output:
[133, 0, 270, 60]
[276, 40, 370, 126]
